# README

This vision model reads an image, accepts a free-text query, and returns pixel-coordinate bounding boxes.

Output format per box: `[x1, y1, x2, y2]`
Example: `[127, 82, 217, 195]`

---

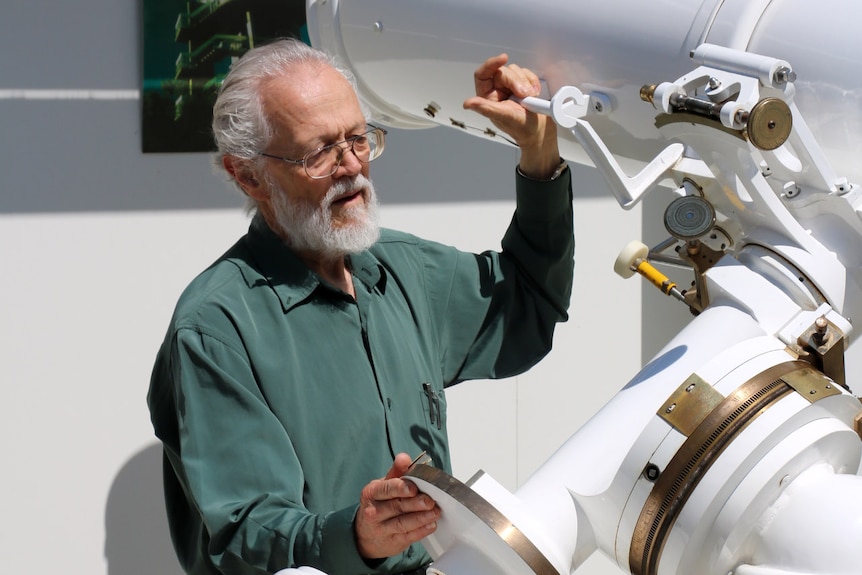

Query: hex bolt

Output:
[775, 66, 797, 85]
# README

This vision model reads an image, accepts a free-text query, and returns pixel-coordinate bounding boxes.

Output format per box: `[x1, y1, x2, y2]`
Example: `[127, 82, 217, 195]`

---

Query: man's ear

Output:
[223, 156, 268, 200]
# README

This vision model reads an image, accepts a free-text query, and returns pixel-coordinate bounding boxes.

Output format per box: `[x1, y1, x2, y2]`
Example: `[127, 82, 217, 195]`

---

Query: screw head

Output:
[644, 463, 661, 481]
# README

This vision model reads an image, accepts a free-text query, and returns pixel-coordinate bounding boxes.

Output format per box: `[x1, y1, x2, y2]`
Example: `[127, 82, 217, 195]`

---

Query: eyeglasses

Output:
[259, 125, 387, 179]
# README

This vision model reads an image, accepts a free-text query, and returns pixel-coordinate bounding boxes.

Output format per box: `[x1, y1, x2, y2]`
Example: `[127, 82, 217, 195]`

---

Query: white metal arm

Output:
[516, 87, 684, 209]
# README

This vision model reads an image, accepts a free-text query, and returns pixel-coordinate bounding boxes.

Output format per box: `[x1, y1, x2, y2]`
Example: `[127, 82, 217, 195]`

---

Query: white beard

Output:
[268, 173, 381, 258]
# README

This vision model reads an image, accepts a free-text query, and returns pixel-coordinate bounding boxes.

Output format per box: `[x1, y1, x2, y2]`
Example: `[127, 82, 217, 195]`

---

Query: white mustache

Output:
[323, 174, 372, 207]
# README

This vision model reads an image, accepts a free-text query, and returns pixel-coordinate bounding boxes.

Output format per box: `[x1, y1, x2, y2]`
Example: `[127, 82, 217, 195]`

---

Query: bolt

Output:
[783, 181, 800, 198]
[666, 403, 676, 414]
[708, 77, 721, 90]
[813, 316, 830, 346]
[775, 66, 797, 85]
[644, 463, 661, 481]
[423, 102, 439, 118]
[835, 177, 850, 193]
[373, 21, 384, 33]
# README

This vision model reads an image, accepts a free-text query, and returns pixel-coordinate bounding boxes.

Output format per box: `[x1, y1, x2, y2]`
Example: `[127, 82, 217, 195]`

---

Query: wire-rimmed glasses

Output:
[259, 125, 387, 179]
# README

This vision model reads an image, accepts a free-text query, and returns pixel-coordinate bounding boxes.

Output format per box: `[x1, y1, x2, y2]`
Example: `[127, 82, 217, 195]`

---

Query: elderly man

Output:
[148, 38, 573, 575]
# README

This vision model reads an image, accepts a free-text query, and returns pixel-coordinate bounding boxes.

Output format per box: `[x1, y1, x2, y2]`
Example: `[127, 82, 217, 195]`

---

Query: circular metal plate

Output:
[746, 97, 793, 151]
[664, 195, 716, 240]
[405, 465, 558, 575]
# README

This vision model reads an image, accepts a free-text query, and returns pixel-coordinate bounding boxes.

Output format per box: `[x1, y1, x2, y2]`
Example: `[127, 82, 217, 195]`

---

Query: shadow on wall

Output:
[105, 442, 184, 575]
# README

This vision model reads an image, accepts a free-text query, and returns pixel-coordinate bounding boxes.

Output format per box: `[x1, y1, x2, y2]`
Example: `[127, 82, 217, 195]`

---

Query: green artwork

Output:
[142, 0, 307, 153]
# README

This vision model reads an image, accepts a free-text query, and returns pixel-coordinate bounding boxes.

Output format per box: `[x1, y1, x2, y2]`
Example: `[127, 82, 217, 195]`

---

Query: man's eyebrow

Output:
[310, 124, 371, 148]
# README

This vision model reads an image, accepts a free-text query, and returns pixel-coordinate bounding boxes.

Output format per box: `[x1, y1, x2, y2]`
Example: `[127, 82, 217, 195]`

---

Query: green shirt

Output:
[148, 170, 574, 575]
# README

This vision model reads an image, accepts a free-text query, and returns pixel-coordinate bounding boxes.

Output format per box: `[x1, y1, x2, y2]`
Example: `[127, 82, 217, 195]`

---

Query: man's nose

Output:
[335, 144, 363, 175]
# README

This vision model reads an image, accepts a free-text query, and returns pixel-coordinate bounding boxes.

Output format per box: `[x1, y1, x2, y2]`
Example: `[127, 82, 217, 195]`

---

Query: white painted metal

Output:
[306, 0, 862, 185]
[304, 1, 862, 574]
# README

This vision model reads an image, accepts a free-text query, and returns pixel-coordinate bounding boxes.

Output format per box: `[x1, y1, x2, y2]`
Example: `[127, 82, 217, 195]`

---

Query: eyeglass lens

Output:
[305, 129, 383, 178]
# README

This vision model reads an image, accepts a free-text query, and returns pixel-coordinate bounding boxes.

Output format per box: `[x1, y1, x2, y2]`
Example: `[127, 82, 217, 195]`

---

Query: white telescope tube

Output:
[306, 0, 862, 185]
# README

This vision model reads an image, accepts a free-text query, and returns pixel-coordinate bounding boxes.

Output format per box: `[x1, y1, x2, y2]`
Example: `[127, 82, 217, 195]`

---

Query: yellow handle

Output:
[635, 260, 677, 295]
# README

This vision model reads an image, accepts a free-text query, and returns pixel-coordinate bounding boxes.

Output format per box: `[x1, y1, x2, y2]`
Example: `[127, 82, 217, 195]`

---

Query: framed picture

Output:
[142, 0, 307, 153]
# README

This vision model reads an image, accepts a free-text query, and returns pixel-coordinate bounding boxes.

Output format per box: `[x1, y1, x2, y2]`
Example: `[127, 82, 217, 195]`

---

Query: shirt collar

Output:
[245, 215, 384, 311]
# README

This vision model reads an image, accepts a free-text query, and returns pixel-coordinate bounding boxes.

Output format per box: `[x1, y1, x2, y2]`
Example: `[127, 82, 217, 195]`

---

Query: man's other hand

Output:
[355, 453, 441, 560]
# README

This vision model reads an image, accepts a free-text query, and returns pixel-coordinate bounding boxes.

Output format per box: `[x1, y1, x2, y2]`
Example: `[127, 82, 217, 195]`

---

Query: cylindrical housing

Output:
[307, 0, 862, 184]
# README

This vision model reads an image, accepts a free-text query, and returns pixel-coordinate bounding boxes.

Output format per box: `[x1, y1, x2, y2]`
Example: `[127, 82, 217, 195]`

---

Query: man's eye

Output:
[306, 148, 332, 165]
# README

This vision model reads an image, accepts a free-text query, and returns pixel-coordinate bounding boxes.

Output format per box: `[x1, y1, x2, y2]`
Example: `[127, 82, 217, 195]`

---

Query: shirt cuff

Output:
[516, 159, 568, 182]
[514, 163, 573, 222]
[318, 505, 372, 575]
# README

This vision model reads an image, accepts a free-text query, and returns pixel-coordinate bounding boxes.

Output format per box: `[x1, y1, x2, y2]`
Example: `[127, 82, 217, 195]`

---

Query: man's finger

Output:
[358, 492, 438, 528]
[388, 506, 440, 537]
[383, 452, 414, 480]
[474, 53, 509, 88]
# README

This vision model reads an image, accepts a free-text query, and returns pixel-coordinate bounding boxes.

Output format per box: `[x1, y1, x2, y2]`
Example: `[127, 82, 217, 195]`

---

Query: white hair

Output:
[267, 172, 381, 257]
[211, 38, 367, 206]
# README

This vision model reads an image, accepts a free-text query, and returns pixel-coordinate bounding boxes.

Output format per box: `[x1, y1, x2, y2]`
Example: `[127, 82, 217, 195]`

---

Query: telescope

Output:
[300, 1, 862, 574]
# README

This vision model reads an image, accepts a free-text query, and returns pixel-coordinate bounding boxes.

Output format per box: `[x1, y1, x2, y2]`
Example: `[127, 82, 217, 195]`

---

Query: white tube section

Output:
[307, 0, 862, 185]
[747, 465, 862, 574]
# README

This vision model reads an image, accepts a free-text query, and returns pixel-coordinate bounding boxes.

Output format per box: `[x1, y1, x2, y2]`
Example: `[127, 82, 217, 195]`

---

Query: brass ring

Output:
[629, 361, 809, 575]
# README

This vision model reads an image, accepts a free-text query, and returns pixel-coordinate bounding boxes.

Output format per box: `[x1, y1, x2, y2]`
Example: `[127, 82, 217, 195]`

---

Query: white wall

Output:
[0, 2, 644, 574]
[0, 169, 640, 575]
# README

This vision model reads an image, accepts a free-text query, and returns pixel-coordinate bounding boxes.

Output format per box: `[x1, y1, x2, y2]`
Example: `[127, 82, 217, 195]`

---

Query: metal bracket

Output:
[795, 316, 847, 389]
[657, 374, 725, 437]
[782, 365, 843, 403]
